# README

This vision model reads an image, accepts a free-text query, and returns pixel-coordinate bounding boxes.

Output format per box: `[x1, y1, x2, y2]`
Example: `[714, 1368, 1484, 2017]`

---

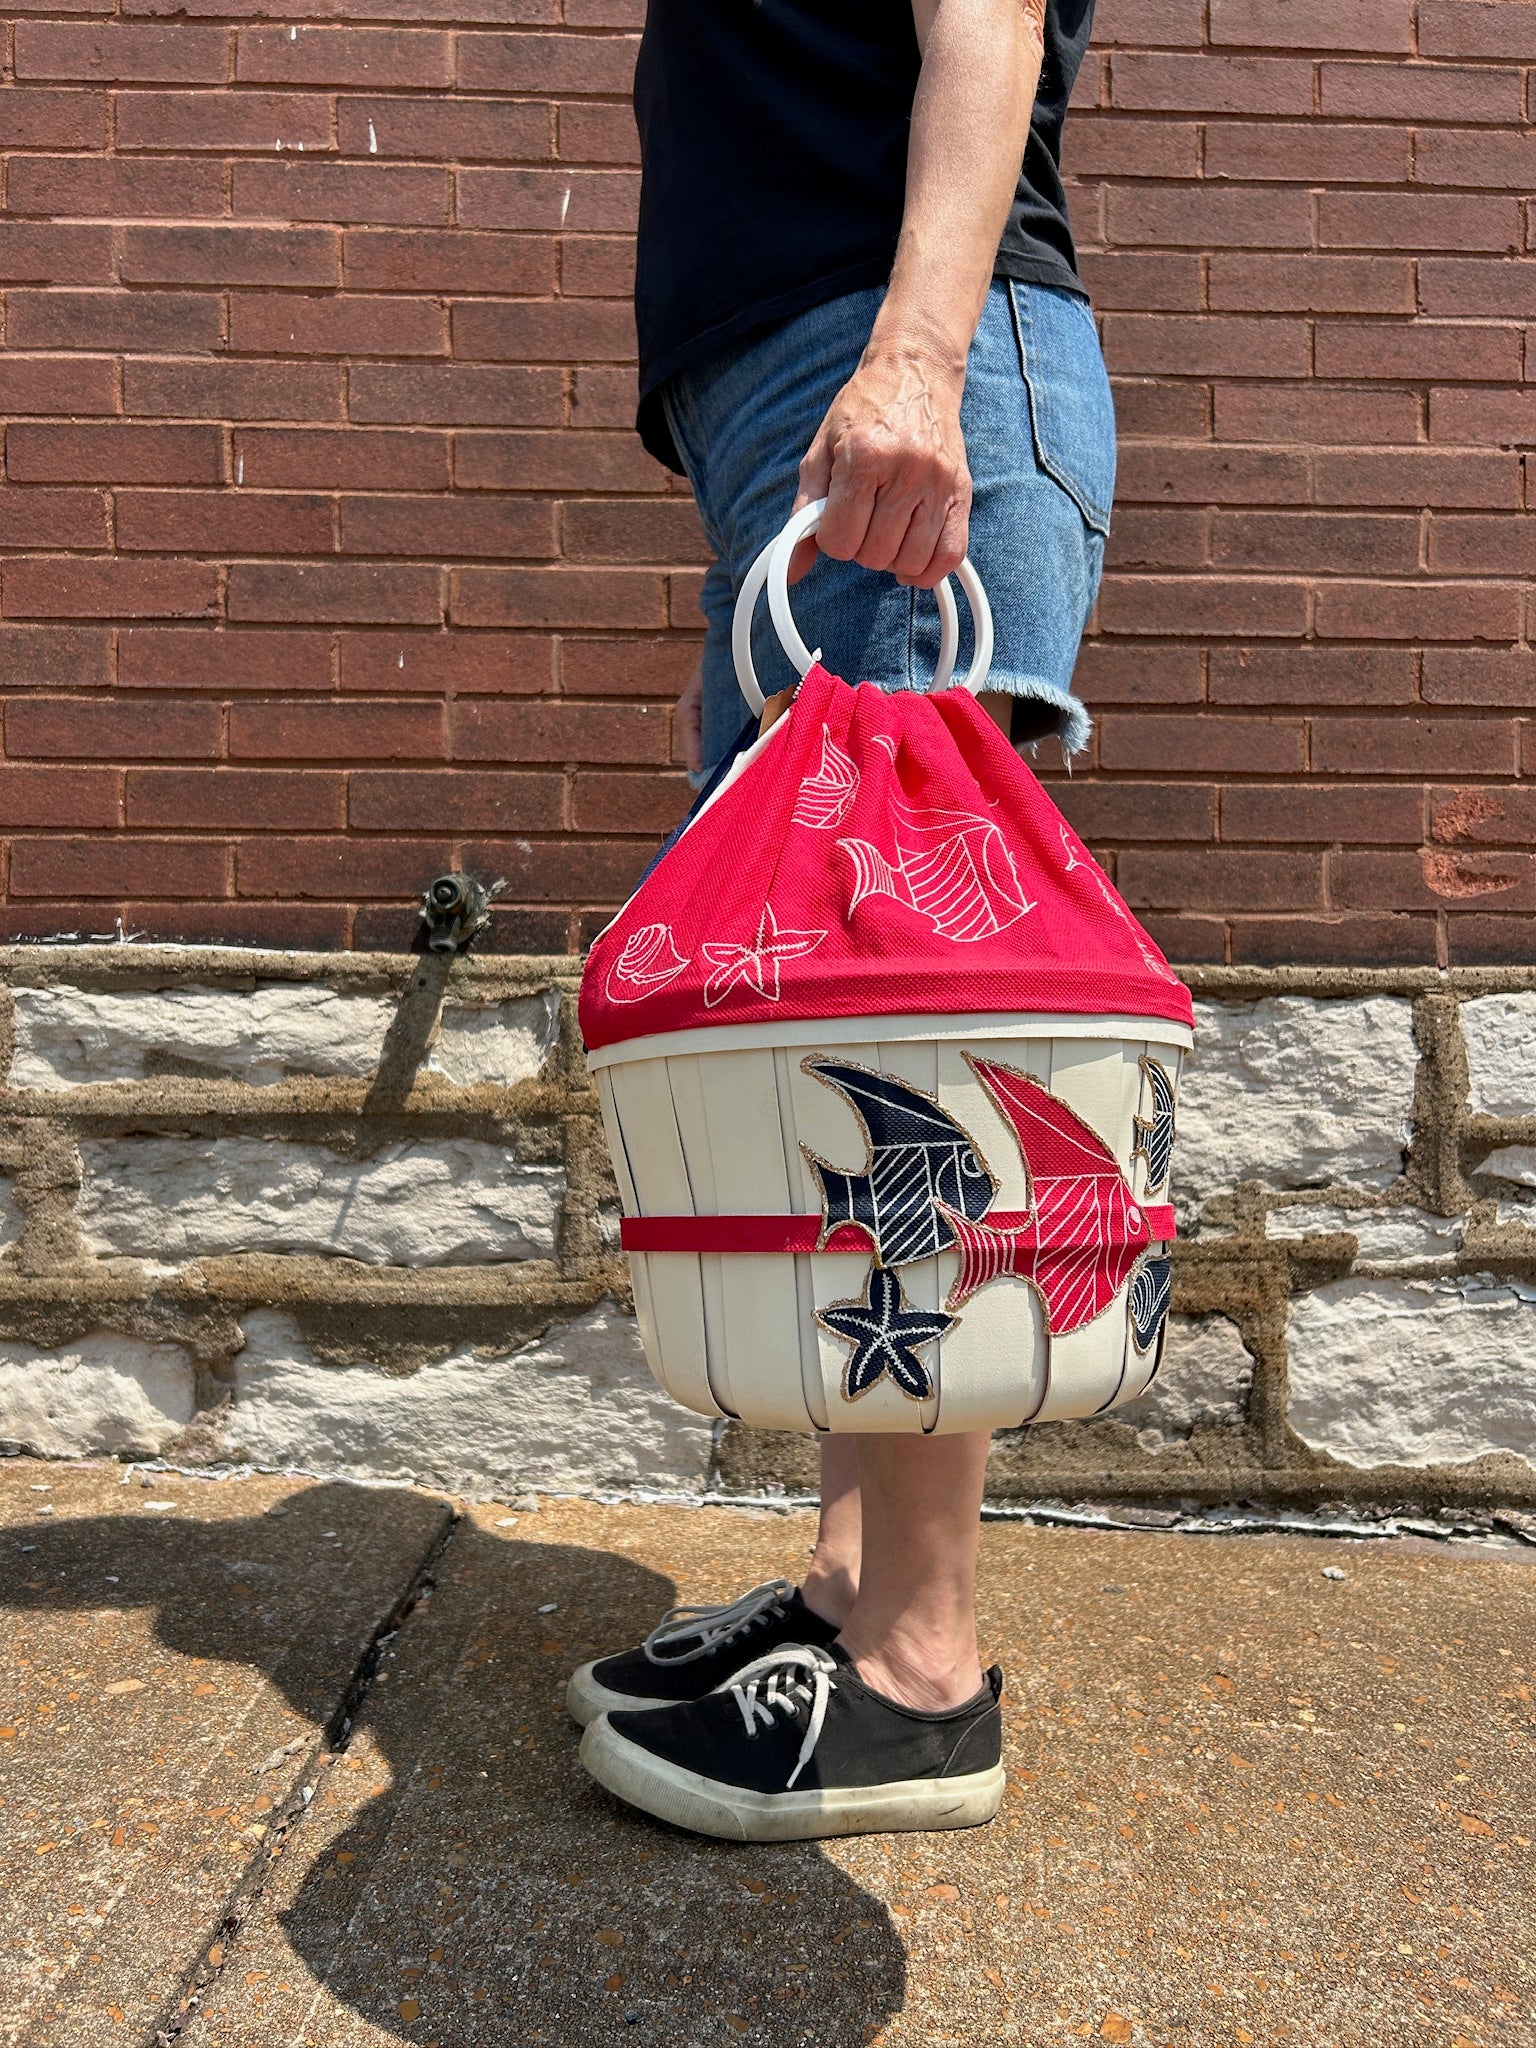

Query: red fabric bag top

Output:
[580, 662, 1194, 1051]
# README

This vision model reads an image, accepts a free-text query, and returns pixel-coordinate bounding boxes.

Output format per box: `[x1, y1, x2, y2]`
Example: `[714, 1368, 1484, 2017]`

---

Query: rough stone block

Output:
[1265, 1203, 1464, 1260]
[221, 1300, 714, 1496]
[78, 1135, 563, 1264]
[1473, 1144, 1536, 1190]
[1288, 1277, 1536, 1468]
[427, 992, 561, 1086]
[0, 1330, 195, 1456]
[1177, 996, 1417, 1217]
[1115, 1312, 1254, 1449]
[9, 982, 394, 1088]
[1459, 992, 1536, 1118]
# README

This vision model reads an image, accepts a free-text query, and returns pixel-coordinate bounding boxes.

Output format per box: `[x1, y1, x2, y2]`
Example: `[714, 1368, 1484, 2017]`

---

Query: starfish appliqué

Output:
[817, 1265, 956, 1404]
[700, 902, 825, 1008]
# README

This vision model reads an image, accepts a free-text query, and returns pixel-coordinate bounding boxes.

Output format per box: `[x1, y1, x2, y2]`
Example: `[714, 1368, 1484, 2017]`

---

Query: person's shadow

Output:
[4, 1480, 906, 2045]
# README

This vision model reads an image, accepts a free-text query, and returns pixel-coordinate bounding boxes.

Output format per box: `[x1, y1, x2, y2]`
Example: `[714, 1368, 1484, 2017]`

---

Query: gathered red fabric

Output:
[580, 661, 1193, 1051]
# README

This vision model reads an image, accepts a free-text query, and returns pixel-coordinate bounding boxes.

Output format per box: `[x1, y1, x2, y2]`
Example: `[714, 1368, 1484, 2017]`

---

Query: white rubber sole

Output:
[579, 1714, 1006, 1842]
[565, 1661, 676, 1729]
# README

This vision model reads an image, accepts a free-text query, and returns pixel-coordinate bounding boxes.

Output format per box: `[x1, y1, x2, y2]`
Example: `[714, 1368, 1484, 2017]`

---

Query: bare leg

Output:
[800, 1435, 861, 1629]
[836, 1429, 990, 1711]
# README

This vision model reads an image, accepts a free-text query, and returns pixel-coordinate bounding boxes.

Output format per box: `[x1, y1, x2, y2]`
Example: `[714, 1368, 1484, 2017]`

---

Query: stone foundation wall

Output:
[1, 945, 1533, 1509]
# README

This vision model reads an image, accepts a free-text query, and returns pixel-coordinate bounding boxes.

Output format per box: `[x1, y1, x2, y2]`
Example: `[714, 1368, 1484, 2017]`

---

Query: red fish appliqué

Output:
[937, 1059, 1158, 1331]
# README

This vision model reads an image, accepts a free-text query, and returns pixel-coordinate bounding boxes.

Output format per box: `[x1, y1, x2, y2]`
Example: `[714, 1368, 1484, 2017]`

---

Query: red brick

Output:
[235, 427, 448, 490]
[1413, 127, 1536, 191]
[559, 499, 710, 564]
[5, 289, 222, 352]
[121, 226, 339, 288]
[1421, 647, 1536, 705]
[558, 99, 639, 164]
[452, 567, 665, 630]
[1313, 717, 1517, 775]
[569, 770, 688, 834]
[0, 224, 112, 284]
[1211, 512, 1420, 577]
[7, 155, 223, 220]
[339, 495, 555, 560]
[1215, 384, 1419, 445]
[118, 901, 350, 948]
[1445, 914, 1536, 965]
[228, 292, 447, 359]
[1430, 388, 1536, 446]
[6, 695, 221, 758]
[1312, 448, 1519, 508]
[4, 559, 220, 621]
[1069, 51, 1106, 111]
[667, 569, 708, 631]
[347, 365, 563, 428]
[0, 766, 121, 828]
[559, 634, 695, 698]
[0, 357, 116, 418]
[418, 903, 570, 953]
[1101, 315, 1309, 377]
[233, 161, 450, 227]
[1077, 251, 1203, 312]
[1341, 847, 1535, 912]
[1097, 574, 1306, 638]
[1322, 60, 1524, 124]
[1108, 184, 1312, 250]
[1081, 0, 1205, 44]
[1209, 254, 1413, 314]
[335, 96, 550, 162]
[457, 30, 637, 92]
[8, 422, 223, 485]
[1314, 579, 1521, 641]
[457, 168, 639, 233]
[126, 768, 344, 831]
[1417, 258, 1536, 317]
[1072, 642, 1205, 704]
[236, 26, 450, 86]
[114, 88, 333, 152]
[1099, 715, 1305, 773]
[452, 699, 668, 764]
[1222, 783, 1425, 842]
[455, 430, 663, 493]
[1230, 914, 1438, 965]
[14, 22, 230, 81]
[561, 234, 636, 297]
[1115, 443, 1308, 505]
[451, 299, 637, 364]
[229, 698, 443, 761]
[564, 0, 644, 22]
[1205, 121, 1409, 182]
[340, 631, 552, 696]
[1052, 781, 1216, 840]
[1319, 190, 1519, 254]
[124, 360, 342, 423]
[116, 490, 333, 555]
[0, 88, 107, 148]
[234, 835, 451, 900]
[1430, 782, 1536, 844]
[1140, 914, 1226, 963]
[118, 627, 333, 691]
[1110, 52, 1314, 114]
[458, 835, 652, 904]
[1210, 644, 1418, 706]
[228, 563, 442, 627]
[1211, 0, 1411, 48]
[569, 366, 639, 429]
[1313, 320, 1522, 382]
[0, 624, 111, 689]
[1418, 2, 1536, 60]
[349, 769, 563, 831]
[10, 836, 229, 898]
[0, 488, 108, 550]
[1110, 379, 1211, 439]
[1062, 117, 1200, 179]
[343, 229, 555, 294]
[1119, 849, 1324, 911]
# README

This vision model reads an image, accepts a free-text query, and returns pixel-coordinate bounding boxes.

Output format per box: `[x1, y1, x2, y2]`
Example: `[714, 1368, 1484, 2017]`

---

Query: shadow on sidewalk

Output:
[4, 1481, 906, 2045]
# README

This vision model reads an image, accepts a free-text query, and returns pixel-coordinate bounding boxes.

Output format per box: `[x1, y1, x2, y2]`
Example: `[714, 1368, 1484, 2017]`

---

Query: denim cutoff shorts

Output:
[661, 277, 1116, 781]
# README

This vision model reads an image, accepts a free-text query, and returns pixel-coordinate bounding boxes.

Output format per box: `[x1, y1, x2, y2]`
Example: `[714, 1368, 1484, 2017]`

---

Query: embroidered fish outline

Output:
[791, 724, 860, 830]
[838, 798, 1036, 944]
[1132, 1056, 1176, 1195]
[604, 921, 691, 1004]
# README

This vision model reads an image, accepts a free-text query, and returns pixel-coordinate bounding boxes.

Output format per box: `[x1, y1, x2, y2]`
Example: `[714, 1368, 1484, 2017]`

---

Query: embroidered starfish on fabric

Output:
[700, 902, 826, 1007]
[817, 1264, 955, 1403]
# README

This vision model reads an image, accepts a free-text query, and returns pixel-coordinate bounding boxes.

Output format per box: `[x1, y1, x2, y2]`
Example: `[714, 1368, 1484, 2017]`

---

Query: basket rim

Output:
[586, 1009, 1194, 1070]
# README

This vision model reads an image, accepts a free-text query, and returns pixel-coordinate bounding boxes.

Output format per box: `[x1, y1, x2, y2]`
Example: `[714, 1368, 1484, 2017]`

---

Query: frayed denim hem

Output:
[991, 676, 1093, 761]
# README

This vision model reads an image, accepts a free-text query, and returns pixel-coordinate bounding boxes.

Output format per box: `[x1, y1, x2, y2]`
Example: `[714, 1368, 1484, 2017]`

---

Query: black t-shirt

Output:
[633, 0, 1096, 471]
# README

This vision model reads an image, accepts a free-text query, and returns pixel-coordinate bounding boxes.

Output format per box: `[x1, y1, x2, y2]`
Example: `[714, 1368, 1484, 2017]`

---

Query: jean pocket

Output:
[1008, 281, 1116, 537]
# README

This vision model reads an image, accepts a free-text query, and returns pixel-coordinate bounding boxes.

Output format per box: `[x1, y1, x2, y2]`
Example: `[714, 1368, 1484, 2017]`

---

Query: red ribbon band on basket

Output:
[620, 1205, 1176, 1256]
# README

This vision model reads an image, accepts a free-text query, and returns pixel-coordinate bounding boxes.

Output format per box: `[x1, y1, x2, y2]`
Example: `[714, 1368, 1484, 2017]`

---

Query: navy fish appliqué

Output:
[1130, 1255, 1172, 1361]
[803, 1059, 998, 1268]
[1132, 1057, 1176, 1196]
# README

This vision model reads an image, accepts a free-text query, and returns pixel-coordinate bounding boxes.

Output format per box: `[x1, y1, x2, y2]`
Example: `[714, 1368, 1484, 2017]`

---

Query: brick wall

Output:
[0, 0, 1530, 963]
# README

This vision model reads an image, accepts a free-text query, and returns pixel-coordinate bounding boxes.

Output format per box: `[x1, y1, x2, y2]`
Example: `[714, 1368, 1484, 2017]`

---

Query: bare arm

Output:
[793, 0, 1046, 589]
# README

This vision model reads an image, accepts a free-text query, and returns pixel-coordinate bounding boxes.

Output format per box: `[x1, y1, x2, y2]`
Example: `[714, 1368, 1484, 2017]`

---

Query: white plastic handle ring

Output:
[729, 499, 994, 714]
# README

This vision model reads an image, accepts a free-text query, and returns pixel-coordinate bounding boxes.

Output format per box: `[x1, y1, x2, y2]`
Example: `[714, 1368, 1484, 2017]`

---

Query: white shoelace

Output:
[721, 1643, 839, 1790]
[642, 1577, 794, 1668]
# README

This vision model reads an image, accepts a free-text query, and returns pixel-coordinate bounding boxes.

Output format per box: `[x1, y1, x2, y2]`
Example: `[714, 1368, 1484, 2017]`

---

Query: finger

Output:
[816, 438, 879, 564]
[857, 475, 931, 575]
[789, 434, 834, 583]
[888, 492, 950, 588]
[930, 490, 971, 585]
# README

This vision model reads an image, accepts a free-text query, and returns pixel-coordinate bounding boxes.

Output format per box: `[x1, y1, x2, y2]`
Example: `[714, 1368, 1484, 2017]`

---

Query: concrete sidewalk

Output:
[1, 1461, 1531, 2048]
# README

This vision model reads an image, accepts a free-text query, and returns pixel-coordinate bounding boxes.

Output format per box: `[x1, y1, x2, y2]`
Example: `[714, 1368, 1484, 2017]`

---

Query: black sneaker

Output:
[565, 1578, 840, 1727]
[579, 1642, 1005, 1841]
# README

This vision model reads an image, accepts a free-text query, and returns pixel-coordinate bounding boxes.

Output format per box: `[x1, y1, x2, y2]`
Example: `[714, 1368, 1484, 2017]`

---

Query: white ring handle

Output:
[729, 498, 994, 715]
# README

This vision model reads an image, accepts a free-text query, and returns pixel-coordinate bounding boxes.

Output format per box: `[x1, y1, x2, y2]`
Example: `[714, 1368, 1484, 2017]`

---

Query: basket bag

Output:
[580, 501, 1194, 1435]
